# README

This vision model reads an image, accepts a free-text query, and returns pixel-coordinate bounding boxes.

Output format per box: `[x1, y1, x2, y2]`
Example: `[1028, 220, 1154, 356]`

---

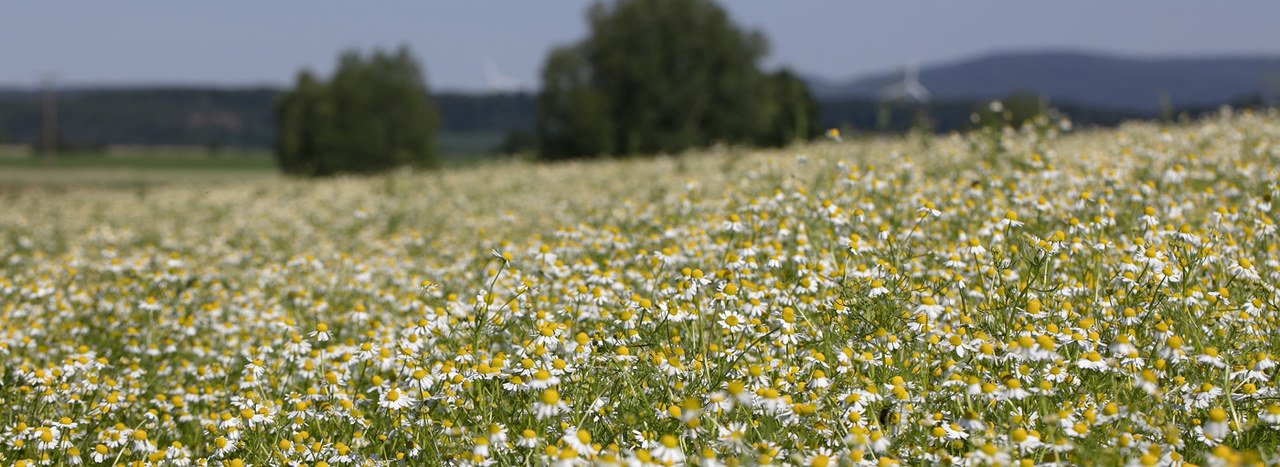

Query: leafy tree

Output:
[275, 46, 440, 176]
[535, 0, 817, 159]
[275, 71, 333, 174]
[536, 46, 615, 160]
[760, 69, 821, 146]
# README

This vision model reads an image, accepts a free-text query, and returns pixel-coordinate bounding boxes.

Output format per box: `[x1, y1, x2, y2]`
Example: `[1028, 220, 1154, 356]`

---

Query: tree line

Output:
[0, 88, 535, 151]
[0, 87, 1167, 156]
[275, 0, 819, 175]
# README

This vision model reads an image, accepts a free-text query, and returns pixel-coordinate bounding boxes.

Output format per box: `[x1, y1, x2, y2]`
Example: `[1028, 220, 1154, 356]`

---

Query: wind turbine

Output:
[877, 59, 931, 104]
[482, 55, 525, 93]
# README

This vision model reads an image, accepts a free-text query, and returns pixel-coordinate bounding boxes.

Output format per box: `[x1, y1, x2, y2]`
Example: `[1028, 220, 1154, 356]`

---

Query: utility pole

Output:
[42, 73, 58, 166]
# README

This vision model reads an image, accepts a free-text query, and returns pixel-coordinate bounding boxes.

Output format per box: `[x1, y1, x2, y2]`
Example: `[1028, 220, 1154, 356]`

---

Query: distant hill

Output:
[3, 51, 1278, 152]
[810, 51, 1280, 113]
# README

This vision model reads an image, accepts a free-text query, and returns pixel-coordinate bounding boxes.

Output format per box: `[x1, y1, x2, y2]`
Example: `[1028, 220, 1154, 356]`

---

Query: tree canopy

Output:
[536, 0, 819, 160]
[275, 46, 441, 176]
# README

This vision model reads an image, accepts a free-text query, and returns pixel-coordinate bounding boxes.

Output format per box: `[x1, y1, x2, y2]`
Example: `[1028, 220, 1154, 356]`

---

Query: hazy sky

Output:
[3, 1, 1278, 91]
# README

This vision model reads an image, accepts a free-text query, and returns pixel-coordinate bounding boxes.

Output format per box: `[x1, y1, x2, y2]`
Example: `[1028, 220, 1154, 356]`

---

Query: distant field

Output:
[0, 146, 278, 192]
[0, 140, 518, 192]
[437, 129, 508, 156]
[0, 153, 276, 170]
[0, 143, 275, 163]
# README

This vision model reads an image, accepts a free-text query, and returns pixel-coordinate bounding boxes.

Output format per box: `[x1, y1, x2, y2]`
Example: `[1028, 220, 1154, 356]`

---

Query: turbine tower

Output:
[877, 59, 931, 104]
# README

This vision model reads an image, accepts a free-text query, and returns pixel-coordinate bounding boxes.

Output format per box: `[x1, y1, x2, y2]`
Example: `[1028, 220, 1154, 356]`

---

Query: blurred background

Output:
[1, 0, 1278, 177]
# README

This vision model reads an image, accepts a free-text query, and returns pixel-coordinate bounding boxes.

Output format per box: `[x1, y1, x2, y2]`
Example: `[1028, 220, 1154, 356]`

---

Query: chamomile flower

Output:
[516, 429, 541, 449]
[967, 444, 1011, 466]
[90, 445, 111, 463]
[651, 435, 685, 465]
[1200, 407, 1231, 443]
[378, 387, 414, 411]
[562, 427, 599, 457]
[867, 280, 889, 298]
[999, 211, 1024, 229]
[534, 389, 568, 420]
[1259, 405, 1280, 425]
[1228, 257, 1261, 281]
[528, 368, 561, 389]
[1009, 428, 1042, 451]
[1197, 347, 1227, 369]
[309, 323, 332, 342]
[913, 296, 945, 320]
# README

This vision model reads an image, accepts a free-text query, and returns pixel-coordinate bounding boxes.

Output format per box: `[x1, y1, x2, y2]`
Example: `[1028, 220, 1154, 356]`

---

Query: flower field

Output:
[3, 110, 1280, 466]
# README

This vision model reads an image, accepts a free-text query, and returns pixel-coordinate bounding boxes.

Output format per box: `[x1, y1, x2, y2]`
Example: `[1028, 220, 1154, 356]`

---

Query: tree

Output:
[536, 46, 615, 160]
[760, 69, 821, 146]
[275, 71, 334, 174]
[535, 0, 817, 159]
[275, 46, 441, 176]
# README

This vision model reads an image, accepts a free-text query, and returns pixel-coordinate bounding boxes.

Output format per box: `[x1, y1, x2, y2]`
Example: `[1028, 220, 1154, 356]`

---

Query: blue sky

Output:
[2, 1, 1278, 91]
